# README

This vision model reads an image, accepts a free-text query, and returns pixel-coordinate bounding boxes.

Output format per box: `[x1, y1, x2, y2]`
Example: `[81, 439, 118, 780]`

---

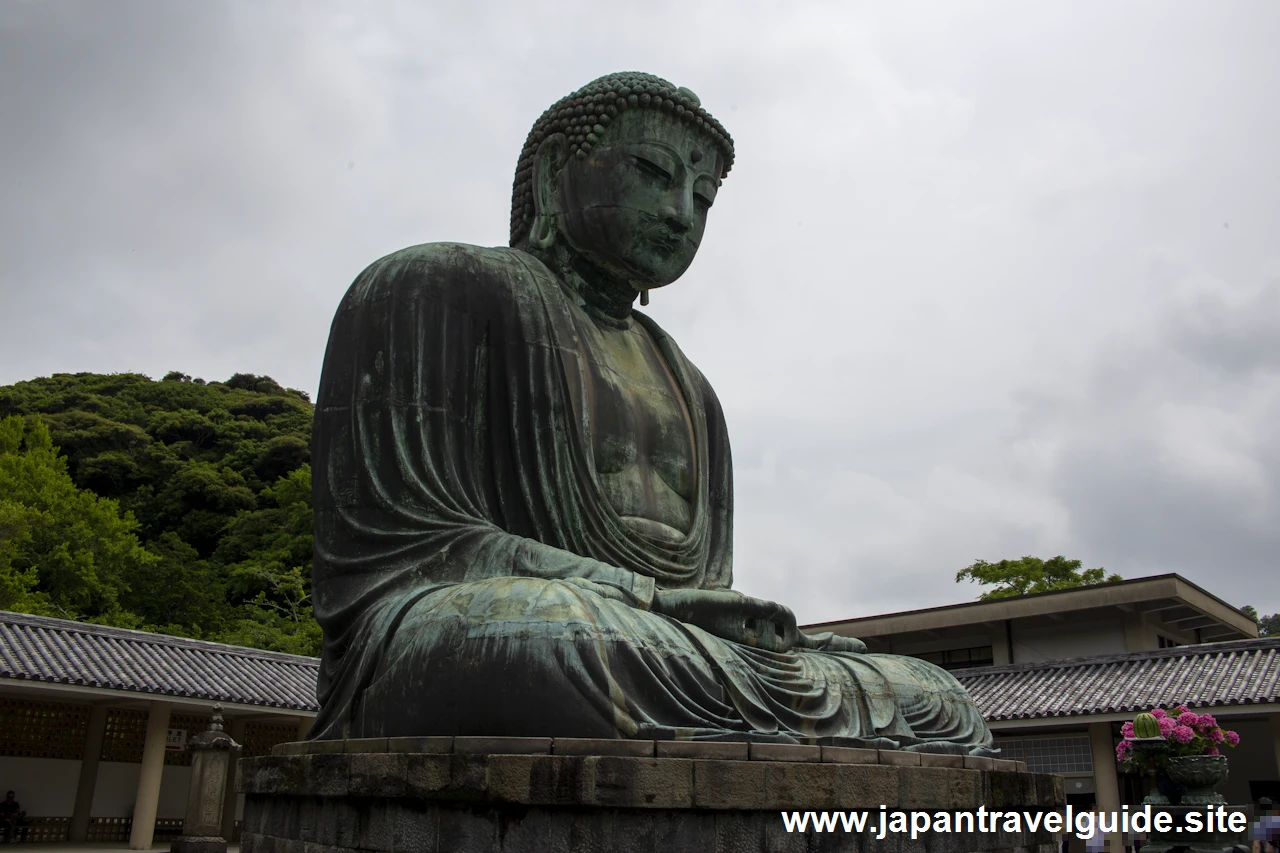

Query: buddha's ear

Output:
[530, 132, 567, 225]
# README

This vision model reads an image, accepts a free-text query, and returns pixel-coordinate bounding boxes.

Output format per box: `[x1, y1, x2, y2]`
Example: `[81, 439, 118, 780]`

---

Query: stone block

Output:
[436, 807, 497, 853]
[565, 810, 614, 853]
[392, 804, 439, 851]
[453, 736, 551, 755]
[963, 755, 995, 771]
[833, 763, 900, 809]
[242, 756, 305, 795]
[357, 802, 394, 851]
[919, 753, 965, 768]
[901, 767, 981, 810]
[656, 740, 749, 761]
[305, 740, 345, 755]
[693, 759, 768, 810]
[655, 811, 717, 851]
[387, 736, 454, 754]
[348, 752, 407, 797]
[591, 756, 693, 809]
[278, 742, 308, 757]
[878, 749, 922, 767]
[553, 737, 655, 757]
[302, 754, 349, 797]
[343, 737, 387, 754]
[748, 742, 820, 762]
[763, 761, 840, 810]
[493, 807, 553, 853]
[713, 811, 763, 853]
[524, 755, 595, 805]
[992, 759, 1019, 772]
[821, 745, 878, 764]
[404, 753, 452, 798]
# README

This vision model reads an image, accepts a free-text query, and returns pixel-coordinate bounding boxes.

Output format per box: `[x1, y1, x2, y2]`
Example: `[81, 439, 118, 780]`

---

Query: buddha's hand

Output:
[796, 631, 868, 654]
[650, 588, 804, 653]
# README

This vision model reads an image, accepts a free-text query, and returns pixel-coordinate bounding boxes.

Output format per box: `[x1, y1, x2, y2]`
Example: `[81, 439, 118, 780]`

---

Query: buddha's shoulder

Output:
[349, 242, 553, 301]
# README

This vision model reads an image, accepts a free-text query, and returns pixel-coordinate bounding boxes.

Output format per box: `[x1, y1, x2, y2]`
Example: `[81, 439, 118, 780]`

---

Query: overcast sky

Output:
[2, 0, 1277, 623]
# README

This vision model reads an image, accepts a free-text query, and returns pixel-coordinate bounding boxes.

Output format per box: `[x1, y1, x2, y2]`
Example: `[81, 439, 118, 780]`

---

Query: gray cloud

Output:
[2, 0, 1277, 622]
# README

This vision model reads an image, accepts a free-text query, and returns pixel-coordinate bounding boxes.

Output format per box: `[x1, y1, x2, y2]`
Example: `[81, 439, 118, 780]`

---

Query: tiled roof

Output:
[0, 610, 319, 711]
[957, 637, 1280, 721]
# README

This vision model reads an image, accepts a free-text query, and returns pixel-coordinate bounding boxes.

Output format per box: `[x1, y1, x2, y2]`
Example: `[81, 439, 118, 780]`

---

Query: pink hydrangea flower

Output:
[1208, 728, 1225, 743]
[1116, 741, 1132, 761]
[1151, 708, 1167, 719]
[1171, 725, 1195, 744]
[1204, 747, 1220, 755]
[1197, 714, 1217, 729]
[1121, 721, 1136, 738]
[1174, 705, 1189, 713]
[1177, 711, 1199, 727]
[1158, 717, 1177, 736]
[1225, 730, 1240, 746]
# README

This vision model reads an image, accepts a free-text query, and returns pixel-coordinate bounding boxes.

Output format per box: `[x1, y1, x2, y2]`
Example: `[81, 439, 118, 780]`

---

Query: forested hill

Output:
[0, 371, 320, 655]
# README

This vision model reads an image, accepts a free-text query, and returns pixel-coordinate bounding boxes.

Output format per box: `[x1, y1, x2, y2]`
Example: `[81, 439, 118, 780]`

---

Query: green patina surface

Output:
[308, 72, 995, 754]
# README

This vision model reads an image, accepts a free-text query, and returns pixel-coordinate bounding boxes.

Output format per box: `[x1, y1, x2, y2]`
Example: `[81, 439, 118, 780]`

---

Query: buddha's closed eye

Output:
[632, 156, 672, 182]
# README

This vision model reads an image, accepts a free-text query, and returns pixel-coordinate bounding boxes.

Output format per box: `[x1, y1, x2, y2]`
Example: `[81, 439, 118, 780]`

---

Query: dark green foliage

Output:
[955, 555, 1122, 600]
[1241, 605, 1279, 637]
[0, 372, 319, 654]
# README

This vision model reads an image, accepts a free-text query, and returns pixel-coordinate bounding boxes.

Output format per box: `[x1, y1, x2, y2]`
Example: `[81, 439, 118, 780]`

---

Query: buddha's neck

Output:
[540, 244, 639, 324]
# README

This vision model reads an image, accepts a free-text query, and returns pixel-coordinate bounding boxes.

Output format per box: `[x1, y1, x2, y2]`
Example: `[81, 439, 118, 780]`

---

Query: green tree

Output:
[955, 555, 1122, 601]
[215, 466, 319, 655]
[0, 415, 157, 622]
[0, 372, 318, 653]
[1240, 606, 1279, 637]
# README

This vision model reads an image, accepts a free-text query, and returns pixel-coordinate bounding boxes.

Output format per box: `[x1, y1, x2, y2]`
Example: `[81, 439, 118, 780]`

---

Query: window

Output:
[913, 646, 995, 671]
[996, 736, 1093, 774]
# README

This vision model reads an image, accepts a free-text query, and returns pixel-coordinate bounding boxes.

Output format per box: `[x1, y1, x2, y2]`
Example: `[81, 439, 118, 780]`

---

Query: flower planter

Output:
[1164, 754, 1228, 805]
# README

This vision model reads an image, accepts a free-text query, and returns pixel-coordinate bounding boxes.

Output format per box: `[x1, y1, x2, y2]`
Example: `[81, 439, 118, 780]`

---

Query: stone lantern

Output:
[171, 704, 240, 853]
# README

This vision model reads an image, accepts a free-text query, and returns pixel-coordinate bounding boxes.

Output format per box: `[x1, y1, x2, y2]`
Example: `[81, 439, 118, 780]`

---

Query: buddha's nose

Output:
[663, 206, 693, 234]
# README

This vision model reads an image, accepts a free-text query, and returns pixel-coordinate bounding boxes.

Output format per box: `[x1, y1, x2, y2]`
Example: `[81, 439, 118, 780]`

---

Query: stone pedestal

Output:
[172, 705, 240, 853]
[239, 737, 1064, 853]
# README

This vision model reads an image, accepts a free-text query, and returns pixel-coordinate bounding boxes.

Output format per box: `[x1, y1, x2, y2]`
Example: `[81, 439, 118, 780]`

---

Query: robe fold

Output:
[310, 242, 992, 752]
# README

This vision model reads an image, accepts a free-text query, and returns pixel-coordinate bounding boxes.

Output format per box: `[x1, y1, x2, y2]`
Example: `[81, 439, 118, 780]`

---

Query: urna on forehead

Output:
[509, 71, 736, 245]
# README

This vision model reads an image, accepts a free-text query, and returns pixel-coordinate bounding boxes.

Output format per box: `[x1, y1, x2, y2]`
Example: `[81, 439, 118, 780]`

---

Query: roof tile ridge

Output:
[0, 610, 319, 666]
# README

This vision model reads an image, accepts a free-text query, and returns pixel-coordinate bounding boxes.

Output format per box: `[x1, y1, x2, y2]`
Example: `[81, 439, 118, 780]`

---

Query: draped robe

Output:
[310, 242, 993, 752]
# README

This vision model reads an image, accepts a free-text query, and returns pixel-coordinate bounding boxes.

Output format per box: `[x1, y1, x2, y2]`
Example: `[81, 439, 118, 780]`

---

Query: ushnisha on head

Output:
[510, 72, 735, 298]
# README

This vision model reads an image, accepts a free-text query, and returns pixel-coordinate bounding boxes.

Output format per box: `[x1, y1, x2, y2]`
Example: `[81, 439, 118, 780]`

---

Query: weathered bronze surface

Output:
[310, 71, 994, 754]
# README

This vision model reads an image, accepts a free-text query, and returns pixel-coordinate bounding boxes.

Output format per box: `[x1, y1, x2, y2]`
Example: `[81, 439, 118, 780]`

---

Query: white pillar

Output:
[69, 703, 110, 842]
[220, 717, 247, 842]
[129, 700, 171, 850]
[1088, 721, 1122, 851]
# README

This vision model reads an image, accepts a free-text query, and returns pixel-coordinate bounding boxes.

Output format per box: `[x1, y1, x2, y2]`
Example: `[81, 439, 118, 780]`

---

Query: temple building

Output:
[0, 612, 317, 847]
[808, 573, 1280, 808]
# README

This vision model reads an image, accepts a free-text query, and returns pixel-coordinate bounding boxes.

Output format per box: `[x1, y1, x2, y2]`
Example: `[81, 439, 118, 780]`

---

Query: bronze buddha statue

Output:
[309, 71, 993, 753]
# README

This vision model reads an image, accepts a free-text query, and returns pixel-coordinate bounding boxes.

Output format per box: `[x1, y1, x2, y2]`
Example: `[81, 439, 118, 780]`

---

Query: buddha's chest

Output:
[568, 319, 697, 525]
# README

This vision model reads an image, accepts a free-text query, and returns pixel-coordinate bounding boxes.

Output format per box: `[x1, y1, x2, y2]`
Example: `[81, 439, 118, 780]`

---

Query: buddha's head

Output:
[510, 72, 734, 294]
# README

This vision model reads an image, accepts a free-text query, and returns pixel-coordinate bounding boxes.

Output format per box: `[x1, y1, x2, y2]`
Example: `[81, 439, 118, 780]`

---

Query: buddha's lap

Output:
[357, 576, 978, 718]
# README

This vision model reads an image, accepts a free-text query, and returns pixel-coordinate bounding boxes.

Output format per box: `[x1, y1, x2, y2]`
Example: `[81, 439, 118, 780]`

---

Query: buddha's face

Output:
[550, 108, 722, 290]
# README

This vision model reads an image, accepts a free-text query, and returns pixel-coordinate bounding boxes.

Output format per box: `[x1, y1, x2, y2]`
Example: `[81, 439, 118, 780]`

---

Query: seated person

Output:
[0, 791, 24, 843]
[308, 71, 994, 754]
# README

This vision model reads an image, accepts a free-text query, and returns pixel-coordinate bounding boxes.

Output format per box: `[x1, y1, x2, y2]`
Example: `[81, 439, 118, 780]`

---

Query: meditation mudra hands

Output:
[650, 588, 868, 654]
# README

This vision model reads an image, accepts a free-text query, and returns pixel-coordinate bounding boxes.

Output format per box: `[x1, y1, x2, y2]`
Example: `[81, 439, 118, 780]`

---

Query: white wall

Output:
[1013, 616, 1127, 663]
[92, 762, 192, 818]
[0, 756, 192, 818]
[0, 756, 80, 815]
